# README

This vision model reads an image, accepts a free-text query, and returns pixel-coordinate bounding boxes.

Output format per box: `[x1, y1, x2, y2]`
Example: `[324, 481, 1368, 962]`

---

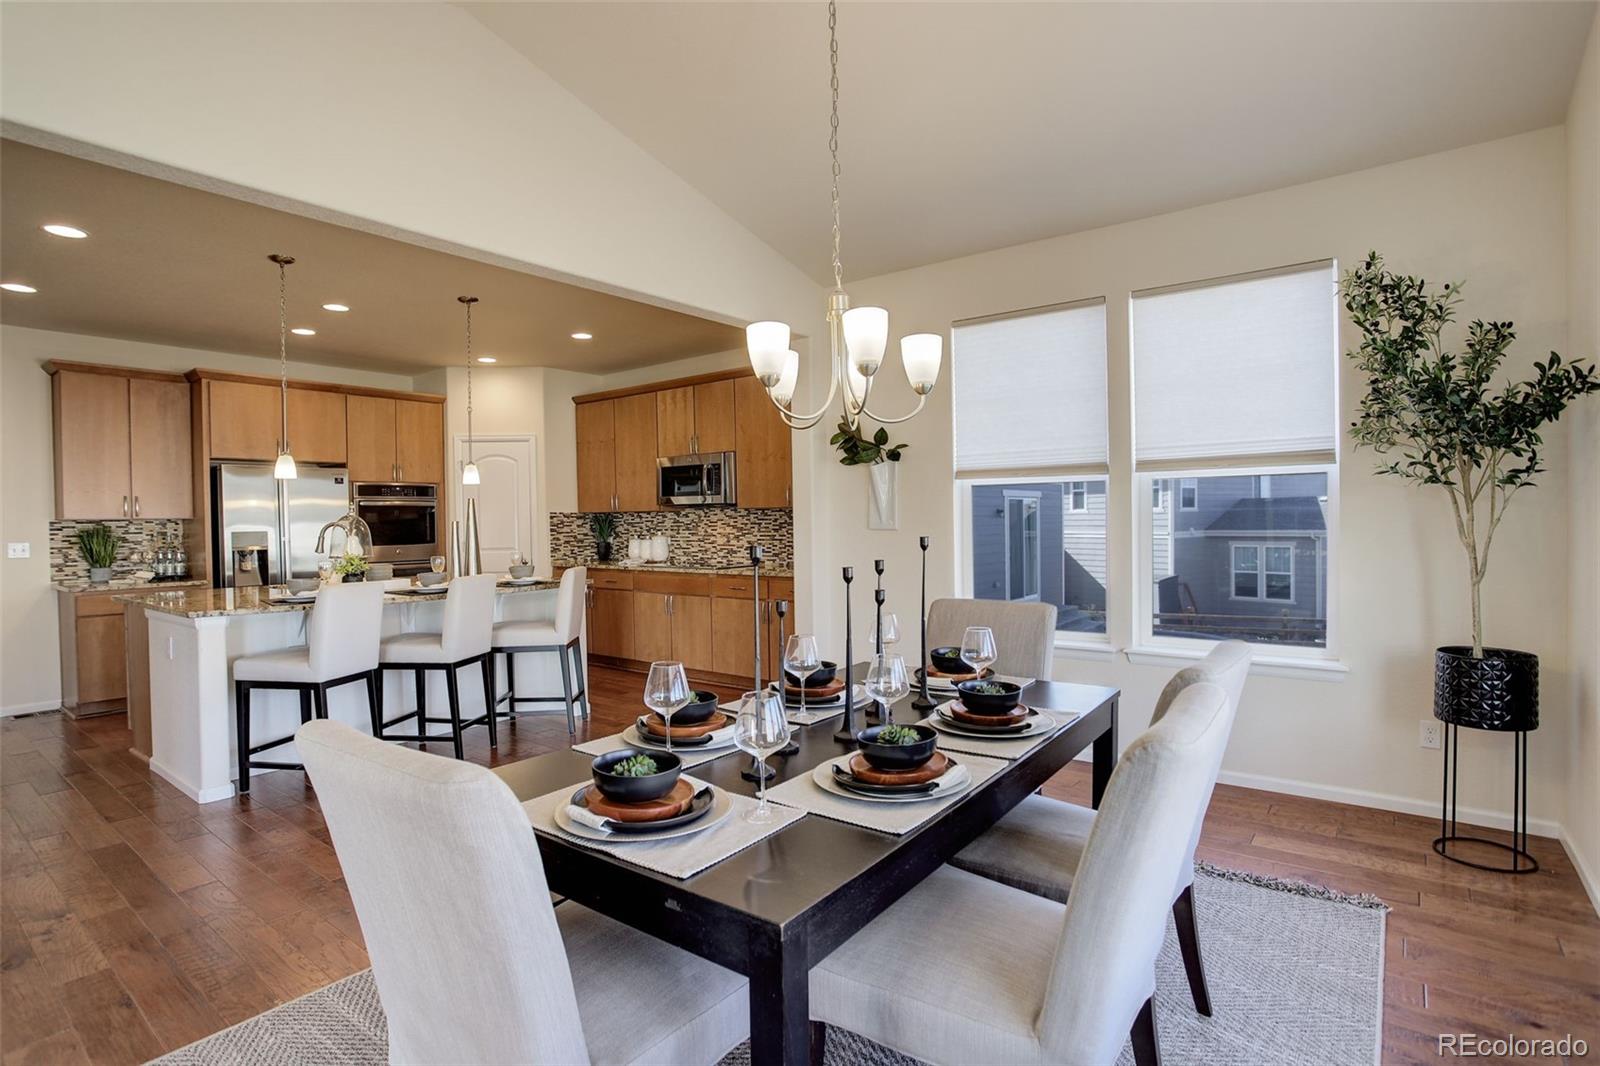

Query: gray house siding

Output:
[1062, 480, 1107, 612]
[971, 484, 1066, 614]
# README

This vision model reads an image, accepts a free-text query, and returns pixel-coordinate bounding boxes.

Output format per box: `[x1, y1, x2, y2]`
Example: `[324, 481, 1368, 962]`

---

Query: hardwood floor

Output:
[3, 665, 1597, 1064]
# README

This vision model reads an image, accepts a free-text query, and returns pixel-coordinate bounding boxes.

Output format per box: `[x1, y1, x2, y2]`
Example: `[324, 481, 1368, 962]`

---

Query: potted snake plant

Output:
[75, 523, 121, 584]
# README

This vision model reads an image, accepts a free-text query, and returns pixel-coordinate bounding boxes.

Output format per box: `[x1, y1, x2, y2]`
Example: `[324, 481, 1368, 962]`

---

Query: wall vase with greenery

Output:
[1343, 252, 1598, 732]
[832, 418, 907, 530]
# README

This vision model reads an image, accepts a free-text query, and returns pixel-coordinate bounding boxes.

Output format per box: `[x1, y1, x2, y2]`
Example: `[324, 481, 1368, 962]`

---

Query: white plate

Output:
[499, 577, 541, 586]
[393, 585, 448, 596]
[268, 593, 316, 605]
[810, 755, 971, 804]
[553, 785, 733, 842]
[929, 708, 1059, 740]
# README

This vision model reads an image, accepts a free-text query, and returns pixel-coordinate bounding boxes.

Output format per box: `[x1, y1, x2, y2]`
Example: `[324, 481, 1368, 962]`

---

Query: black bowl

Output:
[665, 690, 720, 724]
[784, 660, 838, 688]
[591, 749, 683, 802]
[929, 646, 972, 674]
[855, 724, 938, 771]
[956, 679, 1022, 715]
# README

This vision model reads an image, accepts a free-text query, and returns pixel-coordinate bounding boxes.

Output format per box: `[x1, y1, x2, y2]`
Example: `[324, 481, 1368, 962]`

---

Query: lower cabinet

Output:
[631, 592, 673, 663]
[587, 587, 634, 660]
[57, 590, 128, 717]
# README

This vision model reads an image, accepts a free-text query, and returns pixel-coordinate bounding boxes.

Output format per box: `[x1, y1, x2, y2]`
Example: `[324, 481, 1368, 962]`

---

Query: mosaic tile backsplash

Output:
[550, 508, 793, 569]
[50, 519, 187, 582]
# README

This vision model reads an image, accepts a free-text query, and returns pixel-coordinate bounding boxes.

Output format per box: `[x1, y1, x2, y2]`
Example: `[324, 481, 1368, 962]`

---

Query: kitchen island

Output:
[118, 579, 571, 803]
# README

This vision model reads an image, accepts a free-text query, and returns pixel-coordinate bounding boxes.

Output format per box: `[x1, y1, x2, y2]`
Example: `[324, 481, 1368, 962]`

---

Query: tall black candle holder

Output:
[833, 567, 858, 744]
[773, 599, 799, 756]
[873, 559, 885, 655]
[912, 535, 937, 711]
[742, 544, 777, 783]
[869, 586, 887, 723]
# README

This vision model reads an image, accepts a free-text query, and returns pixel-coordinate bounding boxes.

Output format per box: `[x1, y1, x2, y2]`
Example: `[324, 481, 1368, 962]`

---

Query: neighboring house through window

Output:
[1231, 542, 1295, 602]
[1004, 491, 1042, 602]
[1066, 481, 1088, 511]
[1179, 478, 1198, 510]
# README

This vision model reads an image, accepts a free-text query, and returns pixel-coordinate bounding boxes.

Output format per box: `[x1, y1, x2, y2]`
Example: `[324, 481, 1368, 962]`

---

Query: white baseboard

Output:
[1559, 825, 1600, 916]
[1215, 768, 1564, 839]
[1, 699, 62, 718]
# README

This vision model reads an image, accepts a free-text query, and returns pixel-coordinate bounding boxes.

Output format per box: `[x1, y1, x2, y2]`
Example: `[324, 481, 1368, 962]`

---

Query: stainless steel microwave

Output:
[658, 452, 736, 507]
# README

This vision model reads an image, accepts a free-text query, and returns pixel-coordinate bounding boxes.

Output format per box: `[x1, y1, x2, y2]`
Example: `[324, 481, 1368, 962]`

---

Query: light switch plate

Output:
[6, 542, 29, 559]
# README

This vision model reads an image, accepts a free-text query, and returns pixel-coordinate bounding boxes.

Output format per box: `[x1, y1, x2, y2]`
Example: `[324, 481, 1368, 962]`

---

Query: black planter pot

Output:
[595, 541, 612, 562]
[1433, 646, 1538, 732]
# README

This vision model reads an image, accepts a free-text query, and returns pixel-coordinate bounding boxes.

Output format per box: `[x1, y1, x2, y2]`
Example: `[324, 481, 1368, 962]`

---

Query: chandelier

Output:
[745, 0, 942, 432]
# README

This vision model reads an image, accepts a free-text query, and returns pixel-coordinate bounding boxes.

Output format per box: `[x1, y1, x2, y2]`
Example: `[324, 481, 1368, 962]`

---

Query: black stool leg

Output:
[373, 669, 387, 738]
[299, 688, 313, 726]
[480, 655, 498, 749]
[235, 681, 252, 795]
[1172, 884, 1212, 1016]
[507, 651, 518, 723]
[364, 671, 381, 736]
[572, 639, 590, 722]
[445, 666, 464, 760]
[415, 668, 427, 748]
[557, 647, 576, 735]
[1130, 996, 1160, 1066]
[313, 684, 329, 721]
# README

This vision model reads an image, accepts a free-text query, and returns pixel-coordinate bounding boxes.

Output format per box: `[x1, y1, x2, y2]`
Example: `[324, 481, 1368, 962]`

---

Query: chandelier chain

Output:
[828, 0, 842, 292]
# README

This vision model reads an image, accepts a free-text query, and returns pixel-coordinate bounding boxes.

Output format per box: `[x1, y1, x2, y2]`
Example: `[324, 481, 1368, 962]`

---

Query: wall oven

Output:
[657, 451, 736, 507]
[352, 483, 438, 564]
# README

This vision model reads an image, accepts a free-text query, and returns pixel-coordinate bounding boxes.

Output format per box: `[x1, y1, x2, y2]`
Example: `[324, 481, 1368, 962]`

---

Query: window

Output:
[1134, 262, 1338, 653]
[955, 300, 1110, 638]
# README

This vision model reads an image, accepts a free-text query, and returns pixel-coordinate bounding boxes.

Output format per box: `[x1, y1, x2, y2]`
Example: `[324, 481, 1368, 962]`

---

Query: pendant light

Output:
[268, 254, 298, 479]
[459, 296, 481, 486]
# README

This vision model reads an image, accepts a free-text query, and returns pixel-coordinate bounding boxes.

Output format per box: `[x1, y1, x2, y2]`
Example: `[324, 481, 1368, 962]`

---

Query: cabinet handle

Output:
[133, 495, 141, 517]
[667, 594, 674, 616]
[122, 495, 129, 517]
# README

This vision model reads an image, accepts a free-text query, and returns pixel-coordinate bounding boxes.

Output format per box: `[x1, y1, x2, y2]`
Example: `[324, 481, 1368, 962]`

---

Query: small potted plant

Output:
[75, 524, 121, 584]
[589, 513, 617, 562]
[331, 551, 369, 583]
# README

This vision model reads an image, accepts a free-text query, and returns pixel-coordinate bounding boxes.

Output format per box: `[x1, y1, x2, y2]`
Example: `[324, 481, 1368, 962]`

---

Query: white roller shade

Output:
[1132, 261, 1337, 468]
[953, 300, 1108, 477]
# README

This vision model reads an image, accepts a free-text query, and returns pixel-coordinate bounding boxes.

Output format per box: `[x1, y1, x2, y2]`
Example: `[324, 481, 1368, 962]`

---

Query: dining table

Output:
[493, 673, 1120, 1066]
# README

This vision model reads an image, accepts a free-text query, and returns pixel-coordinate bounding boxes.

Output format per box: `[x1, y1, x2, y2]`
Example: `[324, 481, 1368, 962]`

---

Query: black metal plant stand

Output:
[1433, 722, 1538, 873]
[912, 536, 937, 712]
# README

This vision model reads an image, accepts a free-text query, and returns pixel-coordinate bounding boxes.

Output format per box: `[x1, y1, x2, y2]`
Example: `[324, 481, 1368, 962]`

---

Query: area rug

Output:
[151, 864, 1386, 1066]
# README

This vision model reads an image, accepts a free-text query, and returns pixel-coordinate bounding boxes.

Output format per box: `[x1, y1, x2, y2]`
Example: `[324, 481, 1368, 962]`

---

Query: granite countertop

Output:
[55, 577, 209, 594]
[117, 578, 561, 619]
[554, 559, 795, 578]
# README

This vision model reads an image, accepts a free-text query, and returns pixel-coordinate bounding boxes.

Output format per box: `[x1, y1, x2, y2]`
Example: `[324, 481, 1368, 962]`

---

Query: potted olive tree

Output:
[1342, 252, 1598, 730]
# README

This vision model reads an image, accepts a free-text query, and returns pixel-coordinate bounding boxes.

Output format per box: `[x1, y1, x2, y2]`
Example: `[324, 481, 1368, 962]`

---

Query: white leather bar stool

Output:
[232, 581, 386, 796]
[376, 573, 499, 760]
[492, 566, 589, 735]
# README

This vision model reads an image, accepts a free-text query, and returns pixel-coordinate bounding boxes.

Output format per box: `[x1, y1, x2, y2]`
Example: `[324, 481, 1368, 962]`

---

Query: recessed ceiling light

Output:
[1, 282, 38, 293]
[291, 327, 317, 336]
[322, 303, 350, 313]
[571, 332, 593, 340]
[42, 224, 89, 239]
[477, 356, 497, 364]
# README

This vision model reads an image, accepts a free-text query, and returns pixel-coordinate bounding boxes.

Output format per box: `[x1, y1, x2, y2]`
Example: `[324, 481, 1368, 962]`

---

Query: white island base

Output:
[130, 583, 575, 803]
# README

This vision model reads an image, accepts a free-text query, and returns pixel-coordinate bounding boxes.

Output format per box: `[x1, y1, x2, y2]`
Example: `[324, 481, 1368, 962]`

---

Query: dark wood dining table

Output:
[492, 675, 1120, 1066]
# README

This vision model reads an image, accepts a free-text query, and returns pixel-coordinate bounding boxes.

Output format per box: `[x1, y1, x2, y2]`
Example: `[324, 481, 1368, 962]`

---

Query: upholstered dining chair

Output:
[232, 581, 386, 795]
[808, 680, 1237, 1066]
[492, 565, 590, 734]
[298, 720, 749, 1065]
[925, 597, 1057, 680]
[375, 573, 499, 759]
[949, 639, 1251, 1018]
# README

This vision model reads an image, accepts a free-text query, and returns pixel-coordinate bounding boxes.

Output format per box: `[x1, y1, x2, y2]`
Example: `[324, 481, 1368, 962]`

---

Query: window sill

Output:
[1051, 635, 1117, 660]
[1124, 644, 1348, 682]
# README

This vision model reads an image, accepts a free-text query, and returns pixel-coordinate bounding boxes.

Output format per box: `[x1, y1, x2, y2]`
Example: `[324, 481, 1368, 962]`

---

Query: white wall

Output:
[1565, 10, 1600, 909]
[816, 128, 1576, 834]
[0, 325, 419, 716]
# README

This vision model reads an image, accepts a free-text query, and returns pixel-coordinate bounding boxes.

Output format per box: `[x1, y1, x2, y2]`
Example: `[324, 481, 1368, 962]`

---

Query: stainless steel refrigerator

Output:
[211, 464, 351, 587]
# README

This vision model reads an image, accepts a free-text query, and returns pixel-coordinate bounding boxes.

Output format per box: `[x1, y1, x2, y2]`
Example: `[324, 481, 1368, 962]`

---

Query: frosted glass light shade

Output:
[845, 356, 869, 409]
[771, 350, 799, 404]
[746, 320, 791, 384]
[461, 461, 481, 486]
[901, 333, 943, 393]
[273, 452, 298, 480]
[843, 306, 888, 375]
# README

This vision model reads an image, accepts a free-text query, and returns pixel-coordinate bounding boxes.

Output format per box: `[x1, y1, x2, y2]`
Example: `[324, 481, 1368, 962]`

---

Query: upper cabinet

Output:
[344, 395, 442, 482]
[395, 399, 444, 483]
[47, 364, 193, 520]
[287, 389, 348, 465]
[346, 395, 398, 481]
[575, 370, 791, 514]
[207, 381, 349, 466]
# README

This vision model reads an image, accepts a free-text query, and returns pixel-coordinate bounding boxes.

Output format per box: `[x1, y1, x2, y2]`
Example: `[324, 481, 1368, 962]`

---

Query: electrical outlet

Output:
[6, 542, 29, 559]
[1420, 720, 1442, 750]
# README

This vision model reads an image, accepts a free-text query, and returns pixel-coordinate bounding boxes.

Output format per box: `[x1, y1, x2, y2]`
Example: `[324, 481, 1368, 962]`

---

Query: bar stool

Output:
[376, 573, 499, 760]
[232, 581, 386, 796]
[492, 566, 589, 734]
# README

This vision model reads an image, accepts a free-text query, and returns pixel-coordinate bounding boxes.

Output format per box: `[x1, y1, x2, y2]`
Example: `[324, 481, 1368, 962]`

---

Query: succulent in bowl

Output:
[591, 748, 683, 802]
[855, 724, 938, 771]
[956, 678, 1022, 715]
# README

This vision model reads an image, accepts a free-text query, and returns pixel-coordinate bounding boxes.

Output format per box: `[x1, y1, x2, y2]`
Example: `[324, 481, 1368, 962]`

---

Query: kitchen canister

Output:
[650, 535, 669, 562]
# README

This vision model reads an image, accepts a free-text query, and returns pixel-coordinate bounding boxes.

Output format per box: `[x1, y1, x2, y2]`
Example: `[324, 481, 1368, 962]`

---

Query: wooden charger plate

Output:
[583, 778, 696, 823]
[846, 751, 950, 786]
[920, 665, 995, 683]
[785, 676, 846, 699]
[948, 702, 1030, 727]
[639, 712, 732, 740]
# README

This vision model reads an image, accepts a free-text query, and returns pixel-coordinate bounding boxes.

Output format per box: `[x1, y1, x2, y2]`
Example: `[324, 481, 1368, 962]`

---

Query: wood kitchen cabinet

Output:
[207, 378, 282, 461]
[711, 574, 795, 680]
[735, 374, 793, 508]
[631, 592, 673, 663]
[286, 388, 347, 464]
[587, 587, 635, 660]
[613, 393, 659, 511]
[47, 364, 193, 519]
[655, 379, 735, 456]
[57, 589, 128, 718]
[575, 400, 617, 513]
[343, 396, 442, 482]
[395, 400, 444, 483]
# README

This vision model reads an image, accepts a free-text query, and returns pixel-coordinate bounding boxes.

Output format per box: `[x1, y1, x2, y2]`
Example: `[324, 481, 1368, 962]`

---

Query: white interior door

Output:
[455, 435, 535, 573]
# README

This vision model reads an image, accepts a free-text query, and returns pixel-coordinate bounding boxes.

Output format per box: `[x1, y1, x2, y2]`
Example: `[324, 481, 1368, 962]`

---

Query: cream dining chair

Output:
[808, 680, 1237, 1066]
[925, 597, 1057, 680]
[949, 639, 1251, 1017]
[298, 720, 750, 1065]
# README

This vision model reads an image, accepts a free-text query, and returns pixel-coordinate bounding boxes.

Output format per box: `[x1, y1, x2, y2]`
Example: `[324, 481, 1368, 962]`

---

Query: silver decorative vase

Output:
[462, 498, 484, 575]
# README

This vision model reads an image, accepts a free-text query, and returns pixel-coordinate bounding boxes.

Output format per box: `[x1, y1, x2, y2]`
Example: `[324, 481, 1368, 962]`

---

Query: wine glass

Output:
[316, 558, 333, 587]
[429, 555, 446, 575]
[733, 689, 789, 823]
[783, 634, 821, 717]
[865, 653, 910, 722]
[877, 611, 901, 649]
[643, 661, 691, 753]
[961, 626, 997, 679]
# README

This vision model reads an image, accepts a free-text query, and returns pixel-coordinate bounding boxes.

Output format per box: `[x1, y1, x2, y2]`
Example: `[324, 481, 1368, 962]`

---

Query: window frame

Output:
[1228, 540, 1297, 604]
[1002, 489, 1044, 603]
[1178, 477, 1198, 510]
[1065, 481, 1088, 512]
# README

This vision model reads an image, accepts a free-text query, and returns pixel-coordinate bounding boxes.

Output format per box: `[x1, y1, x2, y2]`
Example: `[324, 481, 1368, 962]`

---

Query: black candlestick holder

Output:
[741, 544, 777, 783]
[834, 567, 858, 745]
[912, 535, 937, 711]
[772, 599, 799, 756]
